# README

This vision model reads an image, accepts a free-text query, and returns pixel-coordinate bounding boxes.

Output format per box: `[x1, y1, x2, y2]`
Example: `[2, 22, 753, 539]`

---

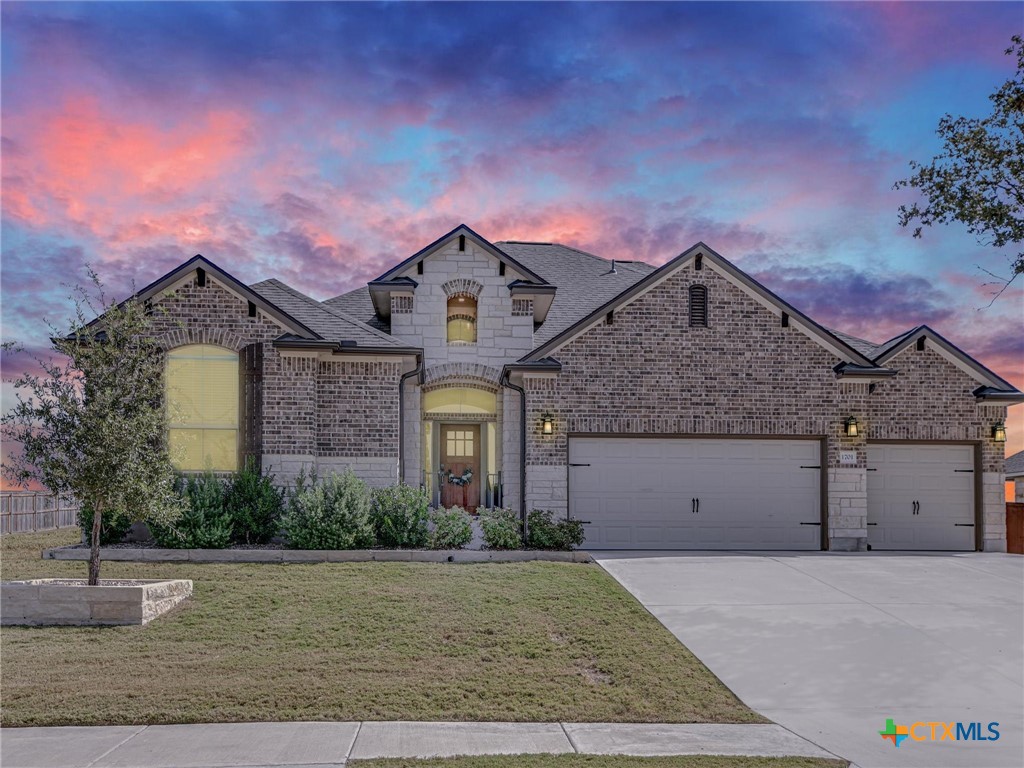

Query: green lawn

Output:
[1, 530, 761, 727]
[351, 757, 846, 768]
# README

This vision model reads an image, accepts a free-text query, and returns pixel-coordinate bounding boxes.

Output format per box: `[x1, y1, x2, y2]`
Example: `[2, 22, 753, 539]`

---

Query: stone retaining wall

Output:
[1, 578, 192, 626]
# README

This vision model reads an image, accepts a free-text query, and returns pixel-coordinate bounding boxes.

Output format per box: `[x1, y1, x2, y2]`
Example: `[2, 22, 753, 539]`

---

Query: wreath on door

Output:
[447, 467, 474, 486]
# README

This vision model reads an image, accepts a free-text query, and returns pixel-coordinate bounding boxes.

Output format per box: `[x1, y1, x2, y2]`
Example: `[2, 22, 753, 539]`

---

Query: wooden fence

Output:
[1007, 503, 1024, 555]
[0, 491, 81, 535]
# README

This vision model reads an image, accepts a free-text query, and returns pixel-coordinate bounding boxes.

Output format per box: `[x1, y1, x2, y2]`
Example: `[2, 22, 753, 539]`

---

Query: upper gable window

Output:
[447, 294, 477, 344]
[689, 284, 708, 327]
[165, 344, 239, 471]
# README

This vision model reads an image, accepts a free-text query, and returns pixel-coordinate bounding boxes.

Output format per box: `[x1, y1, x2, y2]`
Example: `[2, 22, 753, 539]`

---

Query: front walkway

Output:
[1, 721, 836, 767]
[595, 551, 1024, 768]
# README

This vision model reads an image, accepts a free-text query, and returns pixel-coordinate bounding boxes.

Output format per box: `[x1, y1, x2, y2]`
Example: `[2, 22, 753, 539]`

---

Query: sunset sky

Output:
[1, 2, 1022, 456]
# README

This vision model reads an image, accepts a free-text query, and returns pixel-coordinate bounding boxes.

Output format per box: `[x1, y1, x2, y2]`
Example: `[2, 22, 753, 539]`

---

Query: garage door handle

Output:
[867, 523, 878, 526]
[800, 522, 821, 526]
[954, 469, 974, 473]
[954, 523, 975, 527]
[568, 463, 590, 467]
[800, 465, 820, 469]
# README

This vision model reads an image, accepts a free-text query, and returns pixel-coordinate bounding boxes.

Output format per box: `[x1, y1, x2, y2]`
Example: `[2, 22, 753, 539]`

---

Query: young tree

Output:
[895, 35, 1023, 292]
[2, 270, 183, 585]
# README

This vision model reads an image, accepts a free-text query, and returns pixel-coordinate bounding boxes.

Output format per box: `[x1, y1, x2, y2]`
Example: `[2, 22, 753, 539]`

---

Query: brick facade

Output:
[521, 262, 1008, 551]
[147, 244, 1011, 551]
[152, 275, 401, 487]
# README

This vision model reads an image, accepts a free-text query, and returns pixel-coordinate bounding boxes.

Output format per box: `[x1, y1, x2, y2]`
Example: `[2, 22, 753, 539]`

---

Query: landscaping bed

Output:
[2, 529, 761, 727]
[43, 544, 592, 564]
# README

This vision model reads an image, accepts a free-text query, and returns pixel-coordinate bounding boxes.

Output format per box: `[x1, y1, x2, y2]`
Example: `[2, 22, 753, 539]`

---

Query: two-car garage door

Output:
[569, 437, 822, 550]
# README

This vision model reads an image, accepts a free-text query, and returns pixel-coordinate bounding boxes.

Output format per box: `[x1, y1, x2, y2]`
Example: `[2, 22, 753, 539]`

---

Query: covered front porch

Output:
[420, 386, 504, 512]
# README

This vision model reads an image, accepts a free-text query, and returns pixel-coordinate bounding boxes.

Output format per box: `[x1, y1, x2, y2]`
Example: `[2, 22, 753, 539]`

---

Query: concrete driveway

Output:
[595, 552, 1024, 768]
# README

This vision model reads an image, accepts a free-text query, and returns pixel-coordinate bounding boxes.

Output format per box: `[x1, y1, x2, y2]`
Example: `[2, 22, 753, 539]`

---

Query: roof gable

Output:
[375, 224, 550, 285]
[122, 255, 320, 340]
[522, 242, 878, 367]
[874, 325, 1018, 391]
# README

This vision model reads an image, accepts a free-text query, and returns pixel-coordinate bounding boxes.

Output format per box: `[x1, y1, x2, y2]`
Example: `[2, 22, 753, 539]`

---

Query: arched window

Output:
[447, 294, 477, 343]
[165, 344, 239, 471]
[689, 284, 708, 328]
[423, 386, 497, 415]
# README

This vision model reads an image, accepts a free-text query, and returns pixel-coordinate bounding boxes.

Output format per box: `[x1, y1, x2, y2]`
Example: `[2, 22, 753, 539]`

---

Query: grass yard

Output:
[1, 530, 760, 727]
[351, 757, 846, 768]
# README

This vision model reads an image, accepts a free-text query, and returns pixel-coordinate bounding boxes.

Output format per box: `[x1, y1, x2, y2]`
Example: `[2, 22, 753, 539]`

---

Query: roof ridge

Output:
[499, 240, 613, 265]
[252, 278, 401, 346]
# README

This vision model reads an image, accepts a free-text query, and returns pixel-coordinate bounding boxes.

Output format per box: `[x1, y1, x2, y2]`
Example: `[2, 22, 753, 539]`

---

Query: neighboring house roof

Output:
[520, 241, 881, 368]
[250, 279, 412, 349]
[496, 242, 656, 345]
[1006, 450, 1024, 479]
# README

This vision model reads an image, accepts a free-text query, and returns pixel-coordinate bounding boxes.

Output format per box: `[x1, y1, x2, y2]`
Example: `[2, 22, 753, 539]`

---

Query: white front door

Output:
[568, 437, 822, 550]
[866, 443, 976, 551]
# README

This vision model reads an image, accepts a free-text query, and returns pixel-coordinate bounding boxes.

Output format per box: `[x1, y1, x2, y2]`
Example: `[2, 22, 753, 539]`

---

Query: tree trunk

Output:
[88, 503, 103, 585]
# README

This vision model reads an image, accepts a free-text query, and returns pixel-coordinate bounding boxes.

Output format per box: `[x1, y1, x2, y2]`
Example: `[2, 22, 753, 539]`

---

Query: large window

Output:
[447, 295, 477, 344]
[165, 344, 239, 471]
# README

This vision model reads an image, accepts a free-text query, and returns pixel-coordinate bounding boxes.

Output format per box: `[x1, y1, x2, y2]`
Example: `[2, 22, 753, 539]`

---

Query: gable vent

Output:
[917, 336, 926, 351]
[458, 234, 466, 251]
[689, 284, 708, 327]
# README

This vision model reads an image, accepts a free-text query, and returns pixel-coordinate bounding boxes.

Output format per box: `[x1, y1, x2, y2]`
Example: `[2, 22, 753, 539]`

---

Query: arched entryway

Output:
[422, 385, 500, 512]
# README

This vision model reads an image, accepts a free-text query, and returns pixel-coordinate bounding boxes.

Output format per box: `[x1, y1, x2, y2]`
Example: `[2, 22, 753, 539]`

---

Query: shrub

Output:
[428, 506, 473, 549]
[223, 459, 284, 544]
[150, 472, 232, 549]
[479, 507, 522, 550]
[78, 503, 133, 546]
[526, 509, 585, 550]
[282, 469, 374, 550]
[370, 484, 431, 548]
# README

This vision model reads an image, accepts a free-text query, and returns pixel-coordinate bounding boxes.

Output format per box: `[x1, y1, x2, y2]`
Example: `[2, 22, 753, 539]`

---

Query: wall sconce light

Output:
[992, 421, 1007, 443]
[541, 413, 554, 435]
[844, 416, 860, 437]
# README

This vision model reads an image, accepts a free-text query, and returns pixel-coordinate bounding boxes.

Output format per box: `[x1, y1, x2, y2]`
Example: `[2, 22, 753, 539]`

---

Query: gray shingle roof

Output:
[496, 242, 655, 345]
[250, 279, 410, 348]
[826, 329, 880, 358]
[1006, 449, 1024, 478]
[871, 327, 920, 360]
[322, 286, 390, 331]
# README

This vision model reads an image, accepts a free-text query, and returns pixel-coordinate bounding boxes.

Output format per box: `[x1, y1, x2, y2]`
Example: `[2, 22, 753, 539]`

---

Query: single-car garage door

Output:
[568, 437, 822, 550]
[867, 443, 976, 551]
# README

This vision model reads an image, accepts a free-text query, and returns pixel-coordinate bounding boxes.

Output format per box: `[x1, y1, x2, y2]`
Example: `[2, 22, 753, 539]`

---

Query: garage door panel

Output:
[569, 437, 820, 550]
[867, 443, 974, 551]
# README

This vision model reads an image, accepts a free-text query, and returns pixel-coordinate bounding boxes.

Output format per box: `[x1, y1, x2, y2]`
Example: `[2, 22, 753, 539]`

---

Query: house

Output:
[1007, 450, 1024, 502]
[136, 224, 1022, 552]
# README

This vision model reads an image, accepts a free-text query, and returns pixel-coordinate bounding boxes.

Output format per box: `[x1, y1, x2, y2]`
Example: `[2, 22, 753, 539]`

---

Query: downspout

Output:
[398, 353, 423, 485]
[500, 369, 528, 534]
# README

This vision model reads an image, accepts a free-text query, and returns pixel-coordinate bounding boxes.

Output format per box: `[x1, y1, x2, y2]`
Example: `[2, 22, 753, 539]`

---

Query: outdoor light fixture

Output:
[844, 416, 860, 437]
[541, 413, 554, 435]
[992, 421, 1007, 443]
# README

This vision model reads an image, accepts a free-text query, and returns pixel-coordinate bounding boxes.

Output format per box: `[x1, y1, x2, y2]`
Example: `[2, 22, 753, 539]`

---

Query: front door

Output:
[440, 424, 480, 513]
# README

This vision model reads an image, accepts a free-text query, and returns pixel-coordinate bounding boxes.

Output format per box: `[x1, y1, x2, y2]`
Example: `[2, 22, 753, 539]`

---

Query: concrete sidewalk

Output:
[1, 720, 840, 767]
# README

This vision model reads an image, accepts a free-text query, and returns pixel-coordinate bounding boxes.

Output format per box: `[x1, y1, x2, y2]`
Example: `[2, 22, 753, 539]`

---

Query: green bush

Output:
[526, 509, 585, 551]
[150, 472, 232, 549]
[282, 469, 374, 550]
[370, 484, 431, 548]
[479, 507, 522, 550]
[428, 506, 473, 549]
[78, 503, 133, 546]
[224, 459, 284, 544]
